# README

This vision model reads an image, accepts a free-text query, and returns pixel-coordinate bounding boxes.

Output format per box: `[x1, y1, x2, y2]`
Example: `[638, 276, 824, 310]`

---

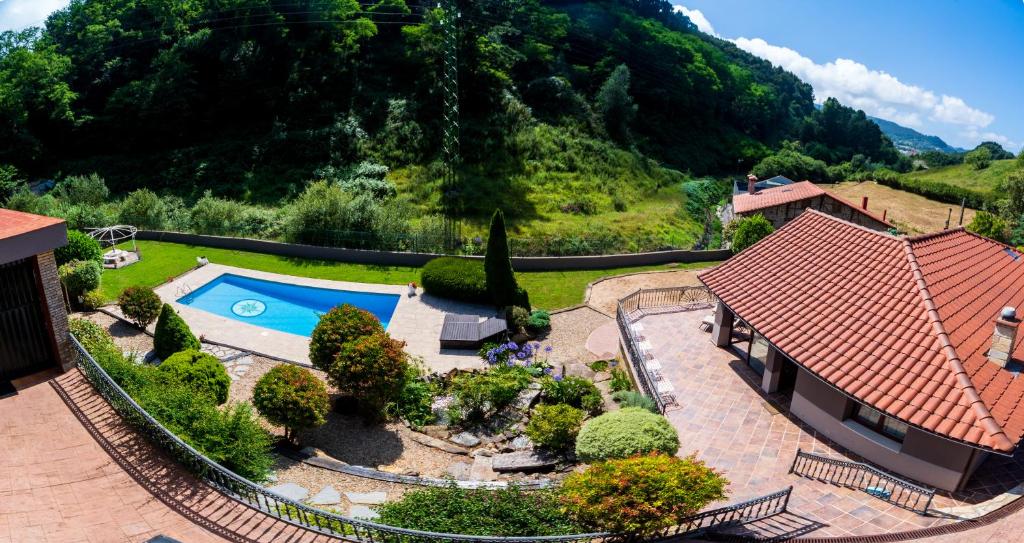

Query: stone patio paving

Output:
[638, 309, 1024, 539]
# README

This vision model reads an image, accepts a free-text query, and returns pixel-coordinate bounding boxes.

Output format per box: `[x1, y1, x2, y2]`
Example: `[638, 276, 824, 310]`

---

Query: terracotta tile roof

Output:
[0, 208, 64, 240]
[699, 210, 1024, 452]
[733, 180, 892, 227]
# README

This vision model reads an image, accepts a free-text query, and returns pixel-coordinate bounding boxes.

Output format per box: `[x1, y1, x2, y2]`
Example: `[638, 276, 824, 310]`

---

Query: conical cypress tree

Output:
[484, 209, 520, 308]
[154, 303, 201, 359]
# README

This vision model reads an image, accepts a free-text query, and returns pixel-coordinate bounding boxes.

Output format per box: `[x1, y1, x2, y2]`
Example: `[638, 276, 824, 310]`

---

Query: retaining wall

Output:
[137, 230, 730, 271]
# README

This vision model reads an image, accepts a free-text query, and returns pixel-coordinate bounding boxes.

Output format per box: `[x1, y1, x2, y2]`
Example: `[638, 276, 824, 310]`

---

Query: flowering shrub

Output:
[480, 341, 553, 376]
[575, 407, 679, 461]
[541, 375, 603, 415]
[253, 364, 330, 444]
[525, 403, 585, 451]
[559, 453, 729, 533]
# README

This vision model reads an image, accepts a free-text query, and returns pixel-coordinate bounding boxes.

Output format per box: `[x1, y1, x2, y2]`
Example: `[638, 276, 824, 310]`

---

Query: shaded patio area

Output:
[636, 308, 1024, 538]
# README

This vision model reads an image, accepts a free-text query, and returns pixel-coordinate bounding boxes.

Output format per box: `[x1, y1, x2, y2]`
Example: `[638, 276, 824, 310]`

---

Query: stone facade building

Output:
[729, 180, 892, 231]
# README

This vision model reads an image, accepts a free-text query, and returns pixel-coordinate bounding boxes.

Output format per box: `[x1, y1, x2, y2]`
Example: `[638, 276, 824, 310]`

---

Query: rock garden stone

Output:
[593, 371, 611, 383]
[492, 451, 558, 472]
[564, 364, 596, 380]
[405, 429, 470, 455]
[345, 491, 388, 505]
[450, 431, 481, 447]
[421, 425, 450, 440]
[349, 505, 379, 520]
[309, 485, 341, 506]
[470, 448, 494, 458]
[470, 456, 498, 481]
[446, 461, 472, 479]
[512, 388, 541, 411]
[267, 483, 308, 502]
[510, 435, 533, 451]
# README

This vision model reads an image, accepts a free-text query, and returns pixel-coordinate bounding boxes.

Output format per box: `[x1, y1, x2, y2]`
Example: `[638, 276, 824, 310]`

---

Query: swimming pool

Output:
[176, 274, 400, 337]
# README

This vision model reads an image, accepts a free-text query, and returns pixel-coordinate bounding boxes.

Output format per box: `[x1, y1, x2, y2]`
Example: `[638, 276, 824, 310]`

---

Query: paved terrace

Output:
[638, 308, 1024, 539]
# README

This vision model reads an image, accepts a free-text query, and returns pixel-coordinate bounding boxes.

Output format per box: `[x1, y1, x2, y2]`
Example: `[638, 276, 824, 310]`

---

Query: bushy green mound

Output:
[330, 332, 409, 415]
[541, 376, 603, 415]
[55, 230, 102, 266]
[253, 364, 330, 444]
[575, 407, 679, 462]
[308, 304, 383, 372]
[421, 257, 489, 304]
[118, 285, 162, 328]
[58, 260, 101, 296]
[611, 390, 658, 413]
[153, 304, 200, 359]
[526, 403, 585, 451]
[159, 349, 231, 405]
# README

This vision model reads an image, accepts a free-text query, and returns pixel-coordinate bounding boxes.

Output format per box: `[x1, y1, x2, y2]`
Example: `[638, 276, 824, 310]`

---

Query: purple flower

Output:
[533, 342, 541, 349]
[609, 360, 618, 367]
[506, 342, 518, 350]
[544, 346, 553, 353]
[543, 367, 552, 375]
[553, 374, 563, 382]
[506, 360, 515, 367]
[516, 351, 528, 359]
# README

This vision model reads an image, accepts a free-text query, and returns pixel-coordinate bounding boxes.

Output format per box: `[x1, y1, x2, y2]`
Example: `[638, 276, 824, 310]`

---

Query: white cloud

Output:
[673, 5, 717, 37]
[0, 0, 70, 32]
[962, 128, 1017, 150]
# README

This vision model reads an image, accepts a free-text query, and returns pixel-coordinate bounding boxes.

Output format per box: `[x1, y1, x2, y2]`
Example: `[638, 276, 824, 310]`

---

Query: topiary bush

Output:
[58, 260, 101, 297]
[525, 403, 585, 451]
[153, 303, 200, 359]
[575, 407, 679, 462]
[55, 229, 103, 266]
[376, 484, 581, 536]
[484, 209, 522, 307]
[253, 364, 330, 444]
[118, 286, 162, 328]
[526, 310, 551, 334]
[449, 365, 531, 424]
[541, 375, 603, 415]
[420, 257, 489, 304]
[328, 331, 409, 415]
[309, 304, 383, 372]
[559, 453, 728, 534]
[611, 390, 658, 413]
[158, 349, 231, 404]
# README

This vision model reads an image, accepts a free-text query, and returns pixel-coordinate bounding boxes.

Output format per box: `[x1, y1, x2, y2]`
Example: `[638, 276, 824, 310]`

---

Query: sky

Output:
[2, 0, 1021, 152]
[676, 1, 1024, 152]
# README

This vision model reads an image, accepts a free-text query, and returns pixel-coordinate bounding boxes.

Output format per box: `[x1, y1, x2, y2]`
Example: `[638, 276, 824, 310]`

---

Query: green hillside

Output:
[903, 159, 1016, 197]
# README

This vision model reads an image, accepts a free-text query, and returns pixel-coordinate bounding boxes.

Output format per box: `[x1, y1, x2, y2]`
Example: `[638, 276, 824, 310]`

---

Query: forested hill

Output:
[0, 0, 899, 208]
[869, 116, 961, 154]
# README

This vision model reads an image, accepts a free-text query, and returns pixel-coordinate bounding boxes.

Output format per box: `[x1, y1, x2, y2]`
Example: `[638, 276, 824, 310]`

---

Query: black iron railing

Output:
[72, 332, 788, 541]
[790, 449, 935, 515]
[616, 286, 717, 413]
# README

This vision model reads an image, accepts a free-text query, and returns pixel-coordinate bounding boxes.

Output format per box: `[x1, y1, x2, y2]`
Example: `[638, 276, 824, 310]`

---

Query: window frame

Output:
[850, 403, 909, 443]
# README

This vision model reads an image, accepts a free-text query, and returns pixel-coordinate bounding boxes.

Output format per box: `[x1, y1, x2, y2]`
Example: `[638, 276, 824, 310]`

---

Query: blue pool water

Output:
[177, 274, 400, 337]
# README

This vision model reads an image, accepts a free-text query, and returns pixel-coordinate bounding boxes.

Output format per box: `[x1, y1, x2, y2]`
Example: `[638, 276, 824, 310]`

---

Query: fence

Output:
[789, 449, 935, 515]
[72, 332, 790, 542]
[616, 286, 717, 413]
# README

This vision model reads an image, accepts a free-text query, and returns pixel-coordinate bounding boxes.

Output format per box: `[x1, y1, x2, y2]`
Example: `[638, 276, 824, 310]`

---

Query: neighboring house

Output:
[732, 175, 795, 194]
[700, 210, 1024, 491]
[729, 180, 892, 232]
[0, 209, 74, 384]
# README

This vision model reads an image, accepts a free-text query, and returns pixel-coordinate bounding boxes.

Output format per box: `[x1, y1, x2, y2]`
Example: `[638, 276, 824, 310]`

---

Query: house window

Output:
[851, 404, 909, 442]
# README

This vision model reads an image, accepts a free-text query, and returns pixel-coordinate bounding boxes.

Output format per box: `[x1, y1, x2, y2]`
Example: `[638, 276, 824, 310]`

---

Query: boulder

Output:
[510, 435, 533, 451]
[421, 425, 450, 440]
[492, 451, 558, 473]
[450, 431, 481, 448]
[405, 429, 470, 455]
[470, 456, 498, 481]
[512, 388, 541, 411]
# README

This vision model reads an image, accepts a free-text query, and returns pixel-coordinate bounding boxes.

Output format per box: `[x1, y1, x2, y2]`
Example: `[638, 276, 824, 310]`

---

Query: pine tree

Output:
[484, 209, 520, 308]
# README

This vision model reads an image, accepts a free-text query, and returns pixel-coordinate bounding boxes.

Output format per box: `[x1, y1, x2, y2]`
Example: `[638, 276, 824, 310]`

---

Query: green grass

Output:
[99, 241, 719, 310]
[902, 159, 1017, 196]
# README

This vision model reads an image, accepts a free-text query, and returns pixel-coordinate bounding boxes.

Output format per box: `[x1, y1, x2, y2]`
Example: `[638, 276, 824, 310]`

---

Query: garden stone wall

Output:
[136, 230, 731, 271]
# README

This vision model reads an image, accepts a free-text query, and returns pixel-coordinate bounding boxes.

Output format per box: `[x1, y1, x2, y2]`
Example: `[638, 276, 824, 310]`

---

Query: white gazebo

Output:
[87, 225, 140, 269]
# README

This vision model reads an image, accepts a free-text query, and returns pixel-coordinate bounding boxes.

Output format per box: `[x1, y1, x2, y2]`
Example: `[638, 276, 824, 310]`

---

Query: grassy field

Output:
[901, 159, 1017, 196]
[99, 241, 720, 310]
[822, 181, 977, 234]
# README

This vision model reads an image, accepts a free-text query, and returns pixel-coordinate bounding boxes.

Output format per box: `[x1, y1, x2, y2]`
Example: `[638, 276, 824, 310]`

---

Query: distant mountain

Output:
[868, 116, 963, 154]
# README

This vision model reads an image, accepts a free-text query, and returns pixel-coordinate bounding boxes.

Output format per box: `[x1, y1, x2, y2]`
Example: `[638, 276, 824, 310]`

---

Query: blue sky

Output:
[3, 0, 1021, 151]
[676, 1, 1024, 152]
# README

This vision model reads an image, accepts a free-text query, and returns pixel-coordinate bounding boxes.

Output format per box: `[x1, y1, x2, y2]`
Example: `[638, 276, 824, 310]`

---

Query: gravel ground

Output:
[74, 310, 154, 355]
[538, 306, 613, 366]
[585, 267, 711, 315]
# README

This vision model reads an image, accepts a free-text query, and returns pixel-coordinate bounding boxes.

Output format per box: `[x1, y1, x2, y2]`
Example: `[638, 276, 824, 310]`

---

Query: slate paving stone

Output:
[309, 485, 341, 506]
[345, 491, 388, 505]
[349, 505, 380, 520]
[267, 482, 308, 502]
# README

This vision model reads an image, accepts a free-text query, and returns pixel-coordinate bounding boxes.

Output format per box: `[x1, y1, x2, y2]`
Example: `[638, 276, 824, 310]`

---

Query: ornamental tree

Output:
[559, 453, 729, 534]
[484, 209, 520, 308]
[253, 364, 330, 444]
[153, 303, 200, 359]
[309, 304, 383, 372]
[328, 331, 408, 416]
[118, 286, 162, 328]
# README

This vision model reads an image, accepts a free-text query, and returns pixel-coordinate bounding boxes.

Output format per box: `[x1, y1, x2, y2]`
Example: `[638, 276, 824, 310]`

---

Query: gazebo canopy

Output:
[86, 225, 138, 248]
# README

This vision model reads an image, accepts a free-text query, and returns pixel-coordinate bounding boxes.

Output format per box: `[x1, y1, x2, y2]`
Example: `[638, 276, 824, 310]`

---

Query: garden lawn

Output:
[100, 241, 720, 310]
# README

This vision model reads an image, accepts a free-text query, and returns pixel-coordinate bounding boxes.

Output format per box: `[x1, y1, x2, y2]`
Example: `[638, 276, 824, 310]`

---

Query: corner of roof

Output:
[904, 227, 967, 243]
[802, 208, 896, 239]
[901, 237, 1016, 452]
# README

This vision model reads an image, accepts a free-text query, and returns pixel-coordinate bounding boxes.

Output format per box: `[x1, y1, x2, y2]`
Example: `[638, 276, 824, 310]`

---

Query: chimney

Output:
[861, 196, 869, 210]
[988, 307, 1020, 368]
[746, 175, 757, 195]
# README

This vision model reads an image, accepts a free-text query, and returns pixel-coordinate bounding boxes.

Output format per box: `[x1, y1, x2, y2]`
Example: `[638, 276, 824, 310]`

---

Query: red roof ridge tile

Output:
[802, 208, 892, 238]
[901, 237, 1015, 452]
[824, 190, 894, 227]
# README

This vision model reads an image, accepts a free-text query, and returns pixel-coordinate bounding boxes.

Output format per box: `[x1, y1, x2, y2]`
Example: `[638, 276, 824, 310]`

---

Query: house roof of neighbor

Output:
[733, 181, 892, 226]
[700, 210, 1024, 452]
[0, 209, 67, 266]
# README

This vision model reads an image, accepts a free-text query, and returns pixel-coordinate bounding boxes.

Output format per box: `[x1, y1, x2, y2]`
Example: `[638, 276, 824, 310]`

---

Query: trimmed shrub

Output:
[309, 304, 383, 372]
[81, 290, 106, 310]
[449, 365, 531, 424]
[526, 310, 551, 334]
[118, 188, 167, 229]
[505, 306, 530, 332]
[253, 364, 330, 443]
[575, 407, 679, 462]
[609, 367, 632, 392]
[541, 375, 603, 415]
[526, 404, 585, 451]
[55, 230, 103, 266]
[420, 257, 489, 304]
[376, 485, 581, 536]
[611, 390, 658, 413]
[484, 209, 521, 307]
[118, 286, 162, 328]
[731, 213, 775, 253]
[329, 331, 409, 415]
[559, 453, 728, 534]
[59, 260, 101, 296]
[159, 350, 231, 405]
[153, 304, 200, 359]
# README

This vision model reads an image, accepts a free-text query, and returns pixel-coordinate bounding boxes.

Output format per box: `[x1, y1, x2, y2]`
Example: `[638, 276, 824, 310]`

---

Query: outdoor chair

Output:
[439, 314, 507, 349]
[699, 314, 715, 332]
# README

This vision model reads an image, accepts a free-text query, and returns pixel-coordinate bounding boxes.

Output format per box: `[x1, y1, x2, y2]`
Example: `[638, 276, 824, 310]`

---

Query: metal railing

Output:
[616, 286, 717, 413]
[789, 449, 935, 515]
[72, 332, 789, 541]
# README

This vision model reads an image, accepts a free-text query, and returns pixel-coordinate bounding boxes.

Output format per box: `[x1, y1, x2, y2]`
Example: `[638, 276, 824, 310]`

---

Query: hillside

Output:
[902, 159, 1015, 198]
[869, 116, 961, 154]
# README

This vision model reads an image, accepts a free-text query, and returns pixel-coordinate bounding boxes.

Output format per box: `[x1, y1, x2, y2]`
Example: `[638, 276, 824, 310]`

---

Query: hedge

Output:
[421, 257, 490, 304]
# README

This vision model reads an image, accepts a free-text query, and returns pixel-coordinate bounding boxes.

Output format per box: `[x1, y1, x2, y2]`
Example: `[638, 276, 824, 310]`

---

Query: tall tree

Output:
[596, 64, 638, 145]
[484, 209, 519, 308]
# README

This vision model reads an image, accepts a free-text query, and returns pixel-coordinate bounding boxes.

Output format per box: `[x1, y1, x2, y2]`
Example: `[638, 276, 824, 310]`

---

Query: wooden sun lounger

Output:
[439, 314, 508, 349]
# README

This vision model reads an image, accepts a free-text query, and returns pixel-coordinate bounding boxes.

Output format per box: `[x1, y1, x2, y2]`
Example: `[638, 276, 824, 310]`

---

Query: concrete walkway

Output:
[0, 369, 336, 543]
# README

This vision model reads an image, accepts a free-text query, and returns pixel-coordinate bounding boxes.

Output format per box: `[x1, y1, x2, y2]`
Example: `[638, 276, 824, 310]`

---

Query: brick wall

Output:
[35, 251, 75, 371]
